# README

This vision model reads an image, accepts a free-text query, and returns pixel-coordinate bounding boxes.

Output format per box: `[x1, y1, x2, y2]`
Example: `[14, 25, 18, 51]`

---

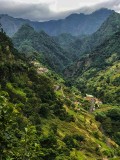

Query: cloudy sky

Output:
[0, 0, 120, 21]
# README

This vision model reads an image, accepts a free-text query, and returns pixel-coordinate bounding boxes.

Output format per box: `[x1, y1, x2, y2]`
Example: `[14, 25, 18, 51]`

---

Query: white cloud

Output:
[0, 0, 119, 21]
[53, 0, 106, 12]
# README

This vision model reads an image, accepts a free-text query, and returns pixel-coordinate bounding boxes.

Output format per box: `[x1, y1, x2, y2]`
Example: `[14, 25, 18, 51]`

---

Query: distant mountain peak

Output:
[19, 24, 34, 30]
[39, 30, 48, 35]
[93, 8, 114, 13]
[66, 8, 114, 19]
[65, 13, 85, 20]
[0, 14, 9, 17]
[0, 8, 115, 36]
[15, 24, 35, 36]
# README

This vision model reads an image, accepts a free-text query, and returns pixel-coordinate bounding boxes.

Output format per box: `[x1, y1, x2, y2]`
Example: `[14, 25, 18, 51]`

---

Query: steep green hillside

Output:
[95, 104, 120, 147]
[65, 12, 120, 58]
[64, 29, 120, 155]
[53, 33, 77, 49]
[53, 34, 88, 61]
[12, 12, 120, 73]
[0, 30, 120, 159]
[65, 29, 120, 104]
[12, 24, 70, 73]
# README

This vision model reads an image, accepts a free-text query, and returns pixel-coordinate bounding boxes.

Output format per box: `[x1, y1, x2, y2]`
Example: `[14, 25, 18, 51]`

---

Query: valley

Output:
[0, 7, 120, 160]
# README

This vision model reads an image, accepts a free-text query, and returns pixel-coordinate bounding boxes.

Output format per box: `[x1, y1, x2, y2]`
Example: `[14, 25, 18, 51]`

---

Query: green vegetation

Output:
[0, 29, 120, 159]
[65, 29, 120, 105]
[95, 105, 120, 147]
[64, 12, 120, 59]
[12, 24, 70, 73]
[0, 9, 120, 160]
[64, 14, 120, 156]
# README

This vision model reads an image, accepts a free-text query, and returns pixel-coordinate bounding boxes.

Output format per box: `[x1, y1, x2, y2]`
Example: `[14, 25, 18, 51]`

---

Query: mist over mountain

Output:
[63, 12, 120, 59]
[0, 8, 114, 37]
[12, 24, 70, 73]
[0, 2, 120, 160]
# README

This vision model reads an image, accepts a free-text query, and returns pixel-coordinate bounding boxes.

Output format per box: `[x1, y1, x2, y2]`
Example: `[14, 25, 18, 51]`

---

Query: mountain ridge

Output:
[64, 29, 120, 104]
[0, 3, 120, 159]
[0, 8, 114, 36]
[63, 12, 120, 59]
[12, 24, 71, 73]
[1, 30, 120, 159]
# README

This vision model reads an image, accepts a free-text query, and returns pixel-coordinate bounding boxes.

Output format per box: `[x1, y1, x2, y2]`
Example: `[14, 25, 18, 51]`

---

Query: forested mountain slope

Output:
[12, 12, 120, 71]
[64, 12, 120, 58]
[53, 33, 77, 49]
[12, 24, 70, 73]
[65, 29, 120, 104]
[64, 29, 120, 149]
[0, 30, 120, 159]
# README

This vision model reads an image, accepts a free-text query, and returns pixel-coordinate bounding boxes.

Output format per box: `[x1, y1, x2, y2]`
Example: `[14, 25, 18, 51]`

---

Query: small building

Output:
[85, 94, 102, 112]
